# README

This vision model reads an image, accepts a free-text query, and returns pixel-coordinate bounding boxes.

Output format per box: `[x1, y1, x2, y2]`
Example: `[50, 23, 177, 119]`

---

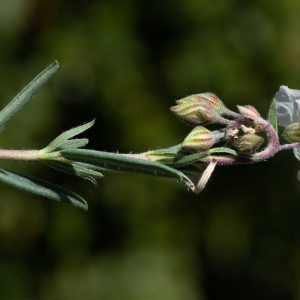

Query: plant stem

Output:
[122, 119, 282, 167]
[279, 142, 300, 151]
[0, 150, 41, 162]
[224, 108, 243, 120]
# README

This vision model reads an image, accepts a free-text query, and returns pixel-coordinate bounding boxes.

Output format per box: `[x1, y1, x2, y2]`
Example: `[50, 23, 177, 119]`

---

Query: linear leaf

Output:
[54, 138, 89, 151]
[60, 149, 194, 188]
[209, 147, 239, 155]
[0, 168, 88, 210]
[155, 152, 208, 167]
[148, 144, 190, 156]
[268, 99, 278, 133]
[208, 147, 260, 159]
[209, 147, 260, 160]
[43, 120, 94, 152]
[0, 61, 59, 128]
[42, 159, 103, 184]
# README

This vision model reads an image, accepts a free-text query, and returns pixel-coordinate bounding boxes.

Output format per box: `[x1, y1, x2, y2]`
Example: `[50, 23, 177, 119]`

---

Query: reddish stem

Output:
[196, 121, 280, 166]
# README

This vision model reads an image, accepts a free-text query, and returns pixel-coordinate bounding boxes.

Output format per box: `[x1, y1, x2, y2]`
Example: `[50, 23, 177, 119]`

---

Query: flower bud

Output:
[237, 105, 260, 122]
[282, 122, 300, 143]
[170, 100, 217, 126]
[234, 134, 264, 153]
[176, 93, 226, 114]
[181, 126, 215, 153]
[245, 105, 260, 117]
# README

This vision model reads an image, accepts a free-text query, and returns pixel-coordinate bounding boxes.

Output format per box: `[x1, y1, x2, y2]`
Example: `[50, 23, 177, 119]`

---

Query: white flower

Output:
[275, 85, 300, 163]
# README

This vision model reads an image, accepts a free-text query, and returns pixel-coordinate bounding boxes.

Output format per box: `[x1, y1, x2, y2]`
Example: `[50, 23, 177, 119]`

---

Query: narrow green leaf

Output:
[148, 144, 189, 156]
[268, 99, 278, 133]
[55, 138, 89, 151]
[0, 61, 59, 128]
[42, 159, 103, 184]
[43, 120, 94, 152]
[60, 149, 194, 188]
[209, 147, 239, 156]
[155, 152, 208, 167]
[0, 168, 88, 210]
[209, 147, 260, 159]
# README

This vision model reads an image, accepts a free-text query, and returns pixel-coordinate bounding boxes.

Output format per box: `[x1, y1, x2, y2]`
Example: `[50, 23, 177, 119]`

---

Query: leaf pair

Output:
[42, 120, 94, 153]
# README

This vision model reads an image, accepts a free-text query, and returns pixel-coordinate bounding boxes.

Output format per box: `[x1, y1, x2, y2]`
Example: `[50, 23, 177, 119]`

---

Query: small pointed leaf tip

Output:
[0, 61, 59, 128]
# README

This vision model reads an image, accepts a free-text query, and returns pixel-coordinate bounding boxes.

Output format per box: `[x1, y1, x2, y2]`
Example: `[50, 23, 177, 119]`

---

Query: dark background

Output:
[0, 0, 300, 299]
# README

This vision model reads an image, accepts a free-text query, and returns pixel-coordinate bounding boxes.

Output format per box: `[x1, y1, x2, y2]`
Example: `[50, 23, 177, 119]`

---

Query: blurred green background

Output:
[0, 0, 300, 299]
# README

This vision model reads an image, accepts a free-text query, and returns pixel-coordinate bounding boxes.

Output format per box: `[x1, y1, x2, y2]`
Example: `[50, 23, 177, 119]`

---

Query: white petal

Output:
[275, 86, 294, 126]
[293, 147, 300, 161]
[282, 86, 300, 100]
[293, 99, 300, 122]
[297, 170, 300, 181]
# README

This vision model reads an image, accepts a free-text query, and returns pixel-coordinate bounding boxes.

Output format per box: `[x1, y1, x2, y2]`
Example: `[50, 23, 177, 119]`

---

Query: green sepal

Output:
[0, 168, 88, 210]
[208, 147, 260, 159]
[0, 61, 59, 128]
[42, 159, 103, 184]
[268, 99, 278, 133]
[60, 149, 194, 188]
[43, 120, 94, 153]
[154, 152, 208, 167]
[208, 147, 239, 156]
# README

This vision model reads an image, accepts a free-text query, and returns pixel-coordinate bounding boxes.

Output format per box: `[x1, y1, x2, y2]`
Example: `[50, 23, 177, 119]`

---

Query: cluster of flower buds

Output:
[170, 93, 227, 126]
[171, 93, 268, 155]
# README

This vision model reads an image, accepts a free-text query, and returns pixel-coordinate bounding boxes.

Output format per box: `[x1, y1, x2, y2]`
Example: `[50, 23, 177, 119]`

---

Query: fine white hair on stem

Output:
[192, 158, 217, 194]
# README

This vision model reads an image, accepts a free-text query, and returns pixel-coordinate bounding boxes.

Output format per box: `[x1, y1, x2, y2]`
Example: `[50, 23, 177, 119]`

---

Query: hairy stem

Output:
[224, 108, 244, 120]
[279, 142, 300, 151]
[196, 120, 280, 165]
[0, 150, 41, 162]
